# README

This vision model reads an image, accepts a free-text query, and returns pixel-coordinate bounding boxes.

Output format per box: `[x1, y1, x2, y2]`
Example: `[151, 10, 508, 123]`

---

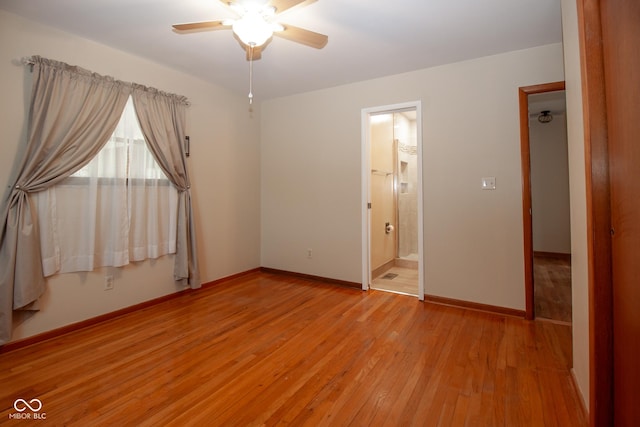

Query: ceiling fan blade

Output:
[269, 0, 317, 15]
[246, 45, 263, 61]
[172, 21, 230, 32]
[275, 23, 328, 49]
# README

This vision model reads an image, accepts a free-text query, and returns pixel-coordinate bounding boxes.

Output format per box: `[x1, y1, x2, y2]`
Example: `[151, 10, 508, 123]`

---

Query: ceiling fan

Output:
[172, 0, 328, 61]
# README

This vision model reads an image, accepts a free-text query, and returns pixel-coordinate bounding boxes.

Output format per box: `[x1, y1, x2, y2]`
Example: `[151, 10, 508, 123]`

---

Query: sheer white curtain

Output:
[34, 97, 178, 276]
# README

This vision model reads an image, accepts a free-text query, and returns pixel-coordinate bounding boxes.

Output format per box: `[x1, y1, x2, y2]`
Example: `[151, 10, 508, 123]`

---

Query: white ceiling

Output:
[529, 90, 567, 116]
[0, 0, 563, 100]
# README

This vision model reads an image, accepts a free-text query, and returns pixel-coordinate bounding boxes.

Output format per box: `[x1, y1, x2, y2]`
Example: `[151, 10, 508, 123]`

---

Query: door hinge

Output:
[367, 203, 372, 209]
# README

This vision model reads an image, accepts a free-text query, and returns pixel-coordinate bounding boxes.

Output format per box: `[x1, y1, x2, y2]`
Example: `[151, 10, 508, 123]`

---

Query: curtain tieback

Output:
[13, 185, 29, 195]
[13, 184, 28, 194]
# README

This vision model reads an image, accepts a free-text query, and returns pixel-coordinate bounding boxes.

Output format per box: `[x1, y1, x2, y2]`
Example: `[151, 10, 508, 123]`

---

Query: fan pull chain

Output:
[248, 43, 254, 105]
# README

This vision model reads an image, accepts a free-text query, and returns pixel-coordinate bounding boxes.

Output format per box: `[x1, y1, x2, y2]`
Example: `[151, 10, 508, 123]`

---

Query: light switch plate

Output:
[481, 176, 496, 190]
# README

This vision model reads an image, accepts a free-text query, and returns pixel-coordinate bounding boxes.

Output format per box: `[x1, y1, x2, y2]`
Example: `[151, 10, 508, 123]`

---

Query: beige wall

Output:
[261, 43, 565, 309]
[561, 0, 590, 408]
[530, 114, 572, 254]
[0, 10, 261, 342]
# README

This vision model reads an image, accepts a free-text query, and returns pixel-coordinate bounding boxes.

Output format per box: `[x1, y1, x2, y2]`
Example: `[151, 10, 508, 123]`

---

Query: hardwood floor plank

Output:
[294, 294, 411, 426]
[0, 272, 586, 426]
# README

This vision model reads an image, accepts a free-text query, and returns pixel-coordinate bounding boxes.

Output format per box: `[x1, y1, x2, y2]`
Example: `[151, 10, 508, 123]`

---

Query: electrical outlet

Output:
[104, 275, 114, 291]
[307, 248, 313, 259]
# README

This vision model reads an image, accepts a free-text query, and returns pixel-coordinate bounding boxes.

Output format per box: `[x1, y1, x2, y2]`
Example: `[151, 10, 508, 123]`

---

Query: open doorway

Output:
[361, 102, 424, 300]
[519, 82, 571, 322]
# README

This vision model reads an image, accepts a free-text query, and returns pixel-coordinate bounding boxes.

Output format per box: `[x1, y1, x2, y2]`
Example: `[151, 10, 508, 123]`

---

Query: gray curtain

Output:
[0, 57, 130, 345]
[132, 85, 201, 289]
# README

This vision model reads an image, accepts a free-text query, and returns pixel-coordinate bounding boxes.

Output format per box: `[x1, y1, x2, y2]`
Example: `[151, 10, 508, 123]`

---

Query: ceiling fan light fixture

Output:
[263, 5, 276, 17]
[173, 0, 328, 105]
[232, 11, 274, 46]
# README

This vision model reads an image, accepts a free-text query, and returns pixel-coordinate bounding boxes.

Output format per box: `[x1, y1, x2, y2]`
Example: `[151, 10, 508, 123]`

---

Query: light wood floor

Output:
[0, 271, 586, 426]
[534, 255, 572, 323]
[371, 266, 419, 296]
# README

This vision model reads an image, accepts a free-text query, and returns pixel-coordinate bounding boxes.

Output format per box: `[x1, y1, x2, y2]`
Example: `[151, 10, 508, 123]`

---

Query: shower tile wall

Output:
[395, 114, 418, 260]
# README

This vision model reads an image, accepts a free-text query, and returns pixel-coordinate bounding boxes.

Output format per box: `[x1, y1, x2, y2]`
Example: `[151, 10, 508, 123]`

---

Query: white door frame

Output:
[361, 101, 424, 300]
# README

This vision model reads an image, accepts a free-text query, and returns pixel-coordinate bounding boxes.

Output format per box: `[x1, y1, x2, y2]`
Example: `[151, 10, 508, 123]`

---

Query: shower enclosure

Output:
[394, 112, 419, 264]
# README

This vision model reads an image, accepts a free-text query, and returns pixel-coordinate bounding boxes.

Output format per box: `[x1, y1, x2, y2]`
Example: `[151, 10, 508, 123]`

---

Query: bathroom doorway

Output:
[361, 102, 423, 299]
[519, 82, 572, 321]
[528, 90, 572, 323]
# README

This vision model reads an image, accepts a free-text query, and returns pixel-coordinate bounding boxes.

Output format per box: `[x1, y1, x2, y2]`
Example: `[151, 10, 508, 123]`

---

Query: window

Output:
[34, 97, 178, 276]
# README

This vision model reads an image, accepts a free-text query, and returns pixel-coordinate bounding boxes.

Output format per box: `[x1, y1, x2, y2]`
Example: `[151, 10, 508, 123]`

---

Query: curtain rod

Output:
[21, 57, 35, 66]
[18, 56, 190, 106]
[20, 56, 35, 72]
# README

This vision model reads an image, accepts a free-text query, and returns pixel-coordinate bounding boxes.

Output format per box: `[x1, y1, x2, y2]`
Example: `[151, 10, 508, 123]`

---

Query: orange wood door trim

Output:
[591, 0, 640, 423]
[518, 81, 566, 321]
[576, 0, 614, 424]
